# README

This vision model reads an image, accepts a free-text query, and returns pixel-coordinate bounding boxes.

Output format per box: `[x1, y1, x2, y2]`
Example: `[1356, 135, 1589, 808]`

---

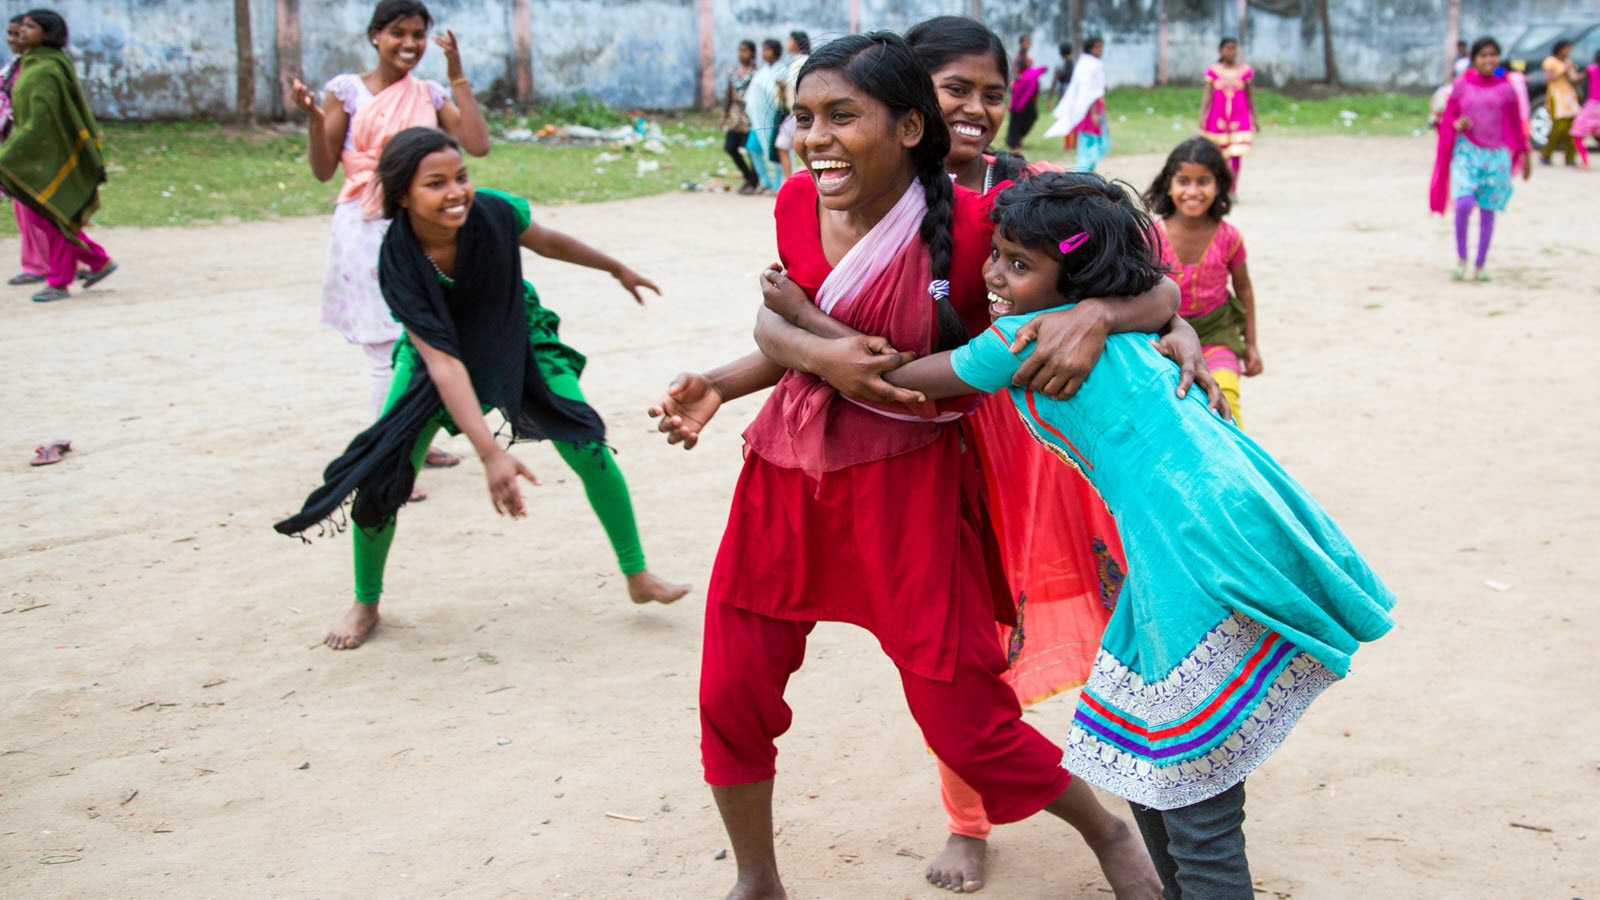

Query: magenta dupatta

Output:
[1010, 66, 1047, 112]
[1429, 70, 1528, 215]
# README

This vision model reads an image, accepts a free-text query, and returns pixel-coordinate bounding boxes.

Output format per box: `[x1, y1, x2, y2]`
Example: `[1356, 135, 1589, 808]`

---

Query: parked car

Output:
[1504, 18, 1600, 150]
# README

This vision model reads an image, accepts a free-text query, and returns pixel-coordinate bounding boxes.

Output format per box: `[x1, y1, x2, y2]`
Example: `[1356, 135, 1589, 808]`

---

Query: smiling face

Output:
[1472, 44, 1500, 76]
[1167, 161, 1219, 222]
[929, 53, 1007, 170]
[6, 21, 25, 55]
[983, 230, 1064, 319]
[400, 148, 474, 231]
[372, 14, 428, 73]
[794, 70, 922, 220]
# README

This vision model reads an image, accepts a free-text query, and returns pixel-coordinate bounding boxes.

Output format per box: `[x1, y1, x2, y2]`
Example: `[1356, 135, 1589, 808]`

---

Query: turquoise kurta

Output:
[950, 306, 1395, 809]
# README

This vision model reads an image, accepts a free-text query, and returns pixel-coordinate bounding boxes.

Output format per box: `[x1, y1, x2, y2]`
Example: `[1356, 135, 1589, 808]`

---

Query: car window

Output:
[1508, 24, 1569, 60]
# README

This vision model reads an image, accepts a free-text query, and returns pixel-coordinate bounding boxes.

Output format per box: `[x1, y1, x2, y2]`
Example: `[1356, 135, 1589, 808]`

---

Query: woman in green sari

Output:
[0, 9, 116, 302]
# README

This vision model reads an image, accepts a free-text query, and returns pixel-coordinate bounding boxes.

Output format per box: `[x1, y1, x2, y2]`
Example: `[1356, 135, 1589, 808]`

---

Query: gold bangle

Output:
[450, 76, 470, 88]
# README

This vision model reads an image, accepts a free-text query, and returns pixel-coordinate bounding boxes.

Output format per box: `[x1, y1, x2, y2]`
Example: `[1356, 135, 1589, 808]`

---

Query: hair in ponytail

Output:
[799, 32, 969, 351]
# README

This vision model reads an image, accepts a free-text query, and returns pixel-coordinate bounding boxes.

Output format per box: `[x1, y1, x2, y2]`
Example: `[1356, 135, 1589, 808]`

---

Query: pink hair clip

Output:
[1058, 232, 1089, 254]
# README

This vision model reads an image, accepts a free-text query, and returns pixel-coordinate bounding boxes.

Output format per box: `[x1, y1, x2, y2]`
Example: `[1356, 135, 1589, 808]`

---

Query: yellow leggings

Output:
[1214, 368, 1243, 430]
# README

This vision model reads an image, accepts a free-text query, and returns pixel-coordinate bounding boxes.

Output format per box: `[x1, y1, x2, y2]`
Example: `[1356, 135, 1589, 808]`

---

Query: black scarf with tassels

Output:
[276, 192, 606, 537]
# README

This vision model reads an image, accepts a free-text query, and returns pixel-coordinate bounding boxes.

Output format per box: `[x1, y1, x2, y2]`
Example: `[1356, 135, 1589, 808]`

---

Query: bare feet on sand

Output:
[926, 833, 987, 892]
[1088, 817, 1163, 900]
[627, 570, 690, 605]
[324, 601, 380, 649]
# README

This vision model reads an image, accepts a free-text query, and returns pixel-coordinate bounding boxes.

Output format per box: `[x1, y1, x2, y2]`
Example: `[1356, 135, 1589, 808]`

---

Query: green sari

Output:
[0, 47, 104, 242]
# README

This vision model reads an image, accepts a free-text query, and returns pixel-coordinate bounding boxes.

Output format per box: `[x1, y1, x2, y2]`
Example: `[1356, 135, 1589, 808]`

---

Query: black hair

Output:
[761, 38, 782, 60]
[905, 16, 1009, 87]
[1593, 48, 1600, 67]
[1142, 136, 1233, 221]
[1469, 37, 1501, 61]
[21, 9, 67, 48]
[738, 39, 756, 55]
[378, 126, 461, 219]
[799, 32, 966, 350]
[1084, 34, 1104, 53]
[1552, 39, 1573, 56]
[789, 30, 811, 55]
[1059, 41, 1072, 56]
[1219, 36, 1237, 51]
[368, 0, 432, 37]
[991, 172, 1167, 303]
[9, 14, 25, 25]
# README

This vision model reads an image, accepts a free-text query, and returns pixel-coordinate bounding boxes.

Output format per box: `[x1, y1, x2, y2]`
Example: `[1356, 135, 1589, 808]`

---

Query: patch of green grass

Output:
[1007, 85, 1432, 161]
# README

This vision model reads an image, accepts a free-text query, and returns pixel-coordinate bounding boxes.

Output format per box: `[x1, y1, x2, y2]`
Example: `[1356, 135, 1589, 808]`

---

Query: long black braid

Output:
[800, 32, 970, 351]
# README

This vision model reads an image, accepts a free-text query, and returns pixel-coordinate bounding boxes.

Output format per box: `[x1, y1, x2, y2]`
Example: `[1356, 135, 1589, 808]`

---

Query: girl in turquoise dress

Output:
[880, 171, 1395, 897]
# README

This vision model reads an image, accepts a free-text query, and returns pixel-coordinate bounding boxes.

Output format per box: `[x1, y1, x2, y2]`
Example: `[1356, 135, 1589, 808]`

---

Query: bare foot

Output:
[627, 570, 690, 605]
[1086, 817, 1163, 900]
[926, 833, 987, 892]
[724, 877, 786, 900]
[324, 602, 379, 650]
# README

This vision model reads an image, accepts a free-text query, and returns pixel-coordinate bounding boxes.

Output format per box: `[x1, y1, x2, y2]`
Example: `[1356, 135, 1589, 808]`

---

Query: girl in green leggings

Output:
[277, 127, 687, 649]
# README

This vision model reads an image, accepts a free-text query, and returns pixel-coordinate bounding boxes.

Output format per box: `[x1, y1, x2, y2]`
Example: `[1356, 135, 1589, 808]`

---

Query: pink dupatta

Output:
[338, 75, 440, 220]
[743, 183, 967, 481]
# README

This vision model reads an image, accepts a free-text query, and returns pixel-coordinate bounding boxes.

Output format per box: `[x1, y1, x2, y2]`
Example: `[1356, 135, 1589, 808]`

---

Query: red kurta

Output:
[705, 176, 996, 681]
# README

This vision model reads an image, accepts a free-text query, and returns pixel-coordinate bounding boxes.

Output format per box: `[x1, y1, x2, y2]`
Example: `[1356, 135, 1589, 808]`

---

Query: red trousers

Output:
[18, 203, 109, 289]
[699, 558, 1074, 825]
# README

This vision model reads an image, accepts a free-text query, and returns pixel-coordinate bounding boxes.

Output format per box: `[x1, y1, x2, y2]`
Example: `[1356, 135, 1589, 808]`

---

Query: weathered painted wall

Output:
[2, 0, 1596, 120]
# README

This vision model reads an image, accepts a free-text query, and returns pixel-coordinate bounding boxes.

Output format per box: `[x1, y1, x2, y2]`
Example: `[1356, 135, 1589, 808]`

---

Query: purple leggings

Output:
[1455, 195, 1495, 268]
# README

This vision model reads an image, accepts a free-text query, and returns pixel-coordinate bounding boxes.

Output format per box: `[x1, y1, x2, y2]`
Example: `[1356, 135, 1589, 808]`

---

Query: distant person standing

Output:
[1540, 39, 1586, 167]
[720, 40, 761, 194]
[1570, 50, 1600, 166]
[1043, 35, 1107, 172]
[742, 38, 783, 193]
[1453, 39, 1470, 78]
[1200, 37, 1255, 192]
[772, 30, 809, 177]
[289, 0, 490, 493]
[1052, 42, 1076, 151]
[0, 8, 118, 303]
[1004, 34, 1046, 151]
[0, 14, 49, 287]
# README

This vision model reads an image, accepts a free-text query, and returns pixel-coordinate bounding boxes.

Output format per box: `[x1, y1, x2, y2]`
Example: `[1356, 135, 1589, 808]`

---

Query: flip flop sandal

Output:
[31, 287, 70, 302]
[408, 487, 428, 502]
[30, 439, 72, 466]
[7, 272, 45, 285]
[423, 447, 460, 468]
[81, 261, 118, 289]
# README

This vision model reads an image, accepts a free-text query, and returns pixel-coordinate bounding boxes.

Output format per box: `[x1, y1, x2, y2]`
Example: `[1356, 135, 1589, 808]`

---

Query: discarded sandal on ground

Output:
[423, 447, 460, 468]
[30, 439, 72, 466]
[81, 261, 118, 289]
[31, 286, 69, 302]
[8, 272, 45, 285]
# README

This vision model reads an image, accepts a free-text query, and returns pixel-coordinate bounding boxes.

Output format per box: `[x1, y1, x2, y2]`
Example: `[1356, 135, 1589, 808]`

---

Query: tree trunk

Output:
[697, 0, 714, 110]
[234, 0, 255, 125]
[852, 0, 862, 33]
[1444, 0, 1462, 83]
[1069, 0, 1082, 59]
[1317, 0, 1339, 87]
[969, 0, 980, 21]
[1158, 0, 1169, 85]
[1236, 0, 1248, 50]
[512, 0, 533, 103]
[274, 0, 300, 120]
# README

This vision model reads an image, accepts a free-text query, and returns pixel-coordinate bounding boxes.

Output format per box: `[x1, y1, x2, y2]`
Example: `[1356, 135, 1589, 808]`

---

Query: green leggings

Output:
[352, 359, 647, 604]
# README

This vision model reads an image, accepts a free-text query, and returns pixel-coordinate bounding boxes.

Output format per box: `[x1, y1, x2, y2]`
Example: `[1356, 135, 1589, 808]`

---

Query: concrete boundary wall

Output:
[1, 0, 1592, 120]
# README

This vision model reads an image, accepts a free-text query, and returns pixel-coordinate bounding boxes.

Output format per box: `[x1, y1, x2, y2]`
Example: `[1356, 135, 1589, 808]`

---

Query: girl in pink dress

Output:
[1570, 51, 1600, 167]
[1145, 137, 1261, 427]
[1200, 38, 1254, 192]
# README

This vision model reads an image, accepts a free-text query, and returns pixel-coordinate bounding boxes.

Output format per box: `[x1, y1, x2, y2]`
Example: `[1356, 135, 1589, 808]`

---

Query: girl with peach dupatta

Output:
[291, 0, 489, 438]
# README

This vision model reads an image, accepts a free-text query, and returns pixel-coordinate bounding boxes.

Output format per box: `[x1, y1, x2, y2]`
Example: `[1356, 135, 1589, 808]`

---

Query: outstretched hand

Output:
[615, 267, 661, 304]
[434, 29, 464, 77]
[484, 449, 539, 517]
[649, 372, 724, 450]
[290, 78, 323, 122]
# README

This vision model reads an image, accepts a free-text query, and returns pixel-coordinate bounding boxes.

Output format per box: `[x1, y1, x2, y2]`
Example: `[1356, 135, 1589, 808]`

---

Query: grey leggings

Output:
[1128, 781, 1253, 899]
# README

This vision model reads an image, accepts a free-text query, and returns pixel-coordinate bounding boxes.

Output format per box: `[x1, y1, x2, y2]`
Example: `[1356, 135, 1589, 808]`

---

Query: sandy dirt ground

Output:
[3, 135, 1598, 899]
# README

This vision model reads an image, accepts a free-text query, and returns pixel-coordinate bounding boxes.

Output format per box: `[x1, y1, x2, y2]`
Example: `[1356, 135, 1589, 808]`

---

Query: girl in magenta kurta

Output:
[1200, 38, 1254, 189]
[1429, 38, 1529, 283]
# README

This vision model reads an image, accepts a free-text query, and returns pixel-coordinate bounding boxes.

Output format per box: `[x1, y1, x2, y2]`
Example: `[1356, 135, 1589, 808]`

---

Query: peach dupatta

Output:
[338, 75, 439, 220]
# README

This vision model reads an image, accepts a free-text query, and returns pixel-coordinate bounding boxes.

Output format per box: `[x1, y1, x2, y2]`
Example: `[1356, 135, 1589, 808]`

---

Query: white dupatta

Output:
[1044, 52, 1105, 139]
